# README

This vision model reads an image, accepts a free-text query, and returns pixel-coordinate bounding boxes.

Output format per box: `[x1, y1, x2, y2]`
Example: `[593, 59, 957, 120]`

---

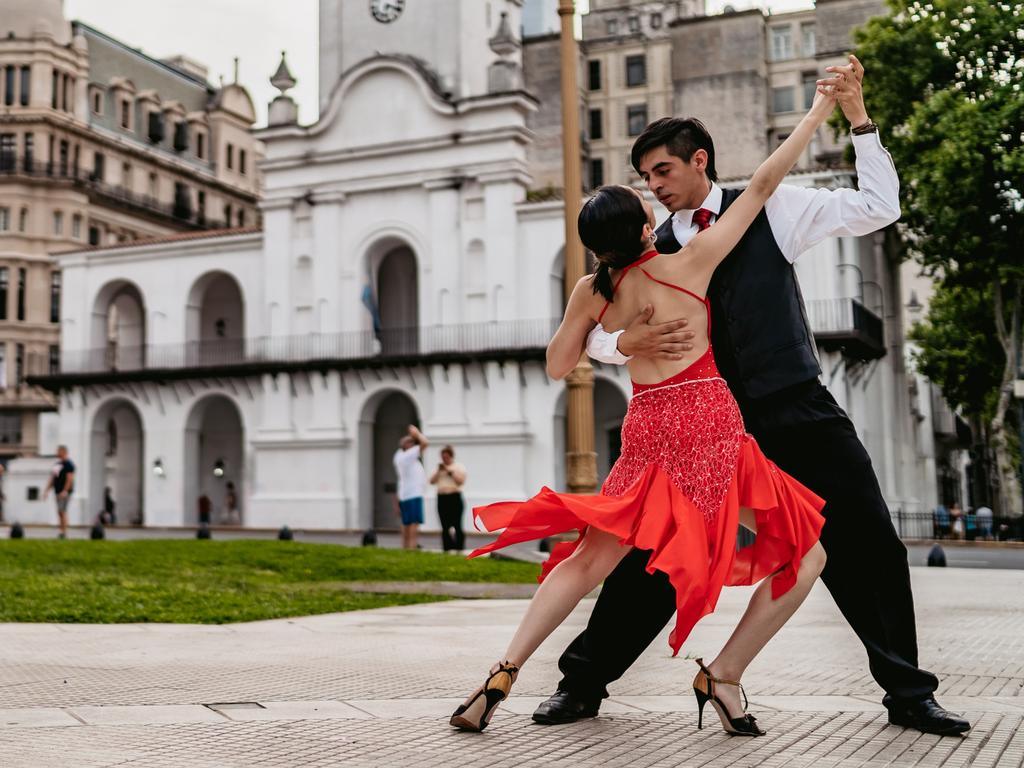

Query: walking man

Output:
[43, 445, 75, 539]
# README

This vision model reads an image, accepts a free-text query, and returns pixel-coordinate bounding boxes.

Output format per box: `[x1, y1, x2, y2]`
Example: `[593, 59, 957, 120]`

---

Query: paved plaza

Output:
[0, 566, 1022, 767]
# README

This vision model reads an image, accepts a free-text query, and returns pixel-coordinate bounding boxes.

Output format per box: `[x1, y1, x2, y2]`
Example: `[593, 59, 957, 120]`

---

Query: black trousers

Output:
[438, 493, 465, 551]
[557, 414, 939, 704]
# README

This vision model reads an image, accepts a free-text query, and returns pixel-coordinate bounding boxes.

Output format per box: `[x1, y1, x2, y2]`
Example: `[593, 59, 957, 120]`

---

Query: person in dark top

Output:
[43, 445, 75, 539]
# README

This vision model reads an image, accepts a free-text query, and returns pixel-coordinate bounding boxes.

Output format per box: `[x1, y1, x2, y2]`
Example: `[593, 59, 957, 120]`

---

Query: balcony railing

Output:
[805, 298, 885, 361]
[29, 319, 560, 387]
[0, 153, 228, 230]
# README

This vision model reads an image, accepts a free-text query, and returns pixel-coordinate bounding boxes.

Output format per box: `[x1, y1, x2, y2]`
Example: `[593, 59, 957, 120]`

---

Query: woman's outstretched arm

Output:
[684, 86, 838, 273]
[547, 276, 602, 380]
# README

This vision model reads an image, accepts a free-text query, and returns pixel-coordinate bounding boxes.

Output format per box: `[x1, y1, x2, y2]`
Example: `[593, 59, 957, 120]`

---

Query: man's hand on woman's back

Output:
[617, 304, 695, 360]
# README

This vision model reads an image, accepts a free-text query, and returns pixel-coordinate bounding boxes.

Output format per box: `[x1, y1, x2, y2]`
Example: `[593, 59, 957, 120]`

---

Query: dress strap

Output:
[637, 269, 713, 334]
[596, 250, 660, 324]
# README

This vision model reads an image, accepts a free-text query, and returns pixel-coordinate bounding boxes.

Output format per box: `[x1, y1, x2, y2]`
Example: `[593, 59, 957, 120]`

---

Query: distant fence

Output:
[890, 509, 1022, 542]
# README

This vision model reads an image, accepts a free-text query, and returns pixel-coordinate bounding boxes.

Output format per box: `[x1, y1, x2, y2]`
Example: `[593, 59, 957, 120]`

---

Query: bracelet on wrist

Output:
[852, 120, 878, 135]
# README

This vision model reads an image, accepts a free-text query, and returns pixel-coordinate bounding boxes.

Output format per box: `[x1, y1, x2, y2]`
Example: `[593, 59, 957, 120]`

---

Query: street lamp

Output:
[558, 0, 597, 494]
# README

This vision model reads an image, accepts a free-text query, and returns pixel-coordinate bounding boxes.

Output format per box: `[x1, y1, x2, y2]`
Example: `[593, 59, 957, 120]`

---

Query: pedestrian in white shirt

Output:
[535, 55, 968, 737]
[393, 424, 428, 550]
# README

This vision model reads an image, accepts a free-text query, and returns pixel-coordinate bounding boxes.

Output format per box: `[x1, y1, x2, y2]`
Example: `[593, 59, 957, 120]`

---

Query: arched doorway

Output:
[359, 390, 420, 530]
[90, 399, 144, 525]
[553, 378, 629, 491]
[185, 272, 245, 367]
[376, 244, 418, 355]
[91, 281, 146, 371]
[184, 395, 245, 525]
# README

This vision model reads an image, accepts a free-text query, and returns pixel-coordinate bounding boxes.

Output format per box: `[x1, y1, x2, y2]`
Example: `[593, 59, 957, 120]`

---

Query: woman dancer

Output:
[451, 87, 837, 735]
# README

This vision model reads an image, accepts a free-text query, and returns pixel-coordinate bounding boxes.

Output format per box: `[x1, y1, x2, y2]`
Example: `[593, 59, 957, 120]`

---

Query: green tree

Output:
[850, 0, 1023, 514]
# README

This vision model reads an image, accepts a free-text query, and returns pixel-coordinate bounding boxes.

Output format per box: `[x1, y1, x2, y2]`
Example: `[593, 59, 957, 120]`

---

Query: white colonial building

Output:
[9, 0, 950, 531]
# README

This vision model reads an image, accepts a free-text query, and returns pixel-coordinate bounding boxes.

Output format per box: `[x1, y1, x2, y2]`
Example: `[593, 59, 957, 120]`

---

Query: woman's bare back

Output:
[598, 249, 714, 385]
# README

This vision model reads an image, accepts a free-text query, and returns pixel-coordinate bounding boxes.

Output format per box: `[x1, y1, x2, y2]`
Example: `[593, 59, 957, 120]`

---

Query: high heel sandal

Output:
[450, 661, 519, 732]
[692, 658, 766, 737]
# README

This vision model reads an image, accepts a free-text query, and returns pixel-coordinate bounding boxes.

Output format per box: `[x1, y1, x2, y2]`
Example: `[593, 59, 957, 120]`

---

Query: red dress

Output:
[470, 251, 826, 655]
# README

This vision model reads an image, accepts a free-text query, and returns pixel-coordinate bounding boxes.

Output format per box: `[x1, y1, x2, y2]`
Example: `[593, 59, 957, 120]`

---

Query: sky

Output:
[64, 0, 814, 128]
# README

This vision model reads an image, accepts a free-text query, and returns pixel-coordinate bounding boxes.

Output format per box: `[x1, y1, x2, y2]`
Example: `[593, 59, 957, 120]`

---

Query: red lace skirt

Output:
[470, 372, 825, 655]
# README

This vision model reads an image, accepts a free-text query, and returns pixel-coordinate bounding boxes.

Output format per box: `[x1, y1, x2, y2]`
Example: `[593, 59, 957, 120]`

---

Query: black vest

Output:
[654, 187, 820, 403]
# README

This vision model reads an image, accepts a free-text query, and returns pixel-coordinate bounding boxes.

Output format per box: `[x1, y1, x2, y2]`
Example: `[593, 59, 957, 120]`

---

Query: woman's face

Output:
[441, 451, 453, 464]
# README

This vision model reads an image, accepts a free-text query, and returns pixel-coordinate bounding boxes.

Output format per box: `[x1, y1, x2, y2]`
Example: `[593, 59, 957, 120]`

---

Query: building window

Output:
[226, 143, 234, 170]
[23, 132, 33, 171]
[148, 172, 158, 199]
[801, 23, 816, 56]
[0, 208, 8, 231]
[173, 182, 192, 220]
[802, 72, 819, 108]
[239, 149, 247, 175]
[627, 104, 648, 136]
[48, 345, 59, 376]
[590, 158, 604, 189]
[173, 121, 189, 152]
[147, 110, 165, 144]
[92, 151, 104, 182]
[588, 60, 602, 91]
[121, 98, 132, 130]
[122, 162, 132, 191]
[4, 67, 14, 107]
[224, 203, 233, 226]
[92, 89, 103, 115]
[18, 208, 27, 232]
[16, 268, 26, 321]
[197, 190, 206, 224]
[15, 344, 24, 385]
[62, 74, 71, 112]
[0, 268, 6, 320]
[196, 131, 206, 160]
[772, 85, 795, 113]
[88, 225, 100, 246]
[626, 55, 647, 87]
[238, 209, 246, 227]
[651, 12, 663, 29]
[607, 18, 618, 36]
[51, 70, 59, 109]
[59, 140, 69, 177]
[19, 66, 29, 107]
[0, 412, 21, 442]
[589, 108, 603, 141]
[71, 213, 81, 239]
[0, 346, 5, 390]
[770, 26, 794, 61]
[0, 133, 14, 171]
[628, 15, 640, 33]
[53, 210, 63, 236]
[50, 272, 60, 323]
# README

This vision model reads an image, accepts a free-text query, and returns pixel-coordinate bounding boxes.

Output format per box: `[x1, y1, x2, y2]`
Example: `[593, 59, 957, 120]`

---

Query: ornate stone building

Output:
[0, 0, 261, 460]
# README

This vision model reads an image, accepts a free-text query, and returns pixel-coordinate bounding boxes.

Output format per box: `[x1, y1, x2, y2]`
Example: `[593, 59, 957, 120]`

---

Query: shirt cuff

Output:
[586, 324, 633, 365]
[851, 131, 885, 157]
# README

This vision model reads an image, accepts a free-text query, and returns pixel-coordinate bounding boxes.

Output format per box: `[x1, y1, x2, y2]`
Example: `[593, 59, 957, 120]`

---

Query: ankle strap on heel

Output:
[694, 658, 748, 709]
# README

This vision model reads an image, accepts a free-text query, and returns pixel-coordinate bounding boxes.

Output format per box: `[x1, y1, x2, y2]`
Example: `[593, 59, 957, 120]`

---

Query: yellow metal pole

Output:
[558, 0, 596, 494]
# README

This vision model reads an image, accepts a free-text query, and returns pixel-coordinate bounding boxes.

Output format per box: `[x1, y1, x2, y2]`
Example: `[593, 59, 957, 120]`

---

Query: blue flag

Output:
[361, 284, 381, 334]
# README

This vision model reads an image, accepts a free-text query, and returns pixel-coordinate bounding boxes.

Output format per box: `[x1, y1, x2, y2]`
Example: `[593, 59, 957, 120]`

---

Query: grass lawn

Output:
[0, 540, 539, 624]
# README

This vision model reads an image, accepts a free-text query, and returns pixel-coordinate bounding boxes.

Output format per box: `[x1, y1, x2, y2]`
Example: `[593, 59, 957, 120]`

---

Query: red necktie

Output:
[692, 208, 714, 232]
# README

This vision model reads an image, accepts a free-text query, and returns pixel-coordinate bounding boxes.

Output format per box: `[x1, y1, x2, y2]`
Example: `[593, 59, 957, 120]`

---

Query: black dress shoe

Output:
[532, 689, 601, 725]
[885, 696, 971, 736]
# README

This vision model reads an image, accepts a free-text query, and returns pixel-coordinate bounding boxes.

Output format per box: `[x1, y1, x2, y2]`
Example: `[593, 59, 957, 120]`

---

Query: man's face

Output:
[637, 145, 711, 213]
[399, 437, 414, 450]
[57, 447, 67, 459]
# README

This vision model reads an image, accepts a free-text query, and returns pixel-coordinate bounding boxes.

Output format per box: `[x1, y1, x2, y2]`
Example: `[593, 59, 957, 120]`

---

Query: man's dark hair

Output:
[630, 117, 717, 182]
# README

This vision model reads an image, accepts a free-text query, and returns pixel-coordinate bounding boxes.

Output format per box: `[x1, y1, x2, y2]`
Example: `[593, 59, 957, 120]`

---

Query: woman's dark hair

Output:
[630, 117, 717, 182]
[577, 185, 648, 302]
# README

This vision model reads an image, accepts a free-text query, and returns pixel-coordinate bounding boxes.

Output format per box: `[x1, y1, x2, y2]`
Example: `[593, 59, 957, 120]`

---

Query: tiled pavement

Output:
[0, 567, 1022, 767]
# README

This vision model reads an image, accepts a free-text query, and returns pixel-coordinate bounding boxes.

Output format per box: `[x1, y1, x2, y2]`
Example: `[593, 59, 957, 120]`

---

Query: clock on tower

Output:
[370, 0, 405, 23]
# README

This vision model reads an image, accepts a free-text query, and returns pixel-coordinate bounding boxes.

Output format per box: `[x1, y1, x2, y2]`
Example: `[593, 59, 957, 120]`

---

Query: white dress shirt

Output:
[586, 132, 900, 365]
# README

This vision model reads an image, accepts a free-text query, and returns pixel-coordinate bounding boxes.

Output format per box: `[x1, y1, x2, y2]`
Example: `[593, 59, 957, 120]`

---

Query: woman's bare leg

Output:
[502, 527, 631, 668]
[706, 508, 827, 715]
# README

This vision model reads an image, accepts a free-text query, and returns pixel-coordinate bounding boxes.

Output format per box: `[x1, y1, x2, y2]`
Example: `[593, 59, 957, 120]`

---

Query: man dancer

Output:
[533, 57, 969, 737]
